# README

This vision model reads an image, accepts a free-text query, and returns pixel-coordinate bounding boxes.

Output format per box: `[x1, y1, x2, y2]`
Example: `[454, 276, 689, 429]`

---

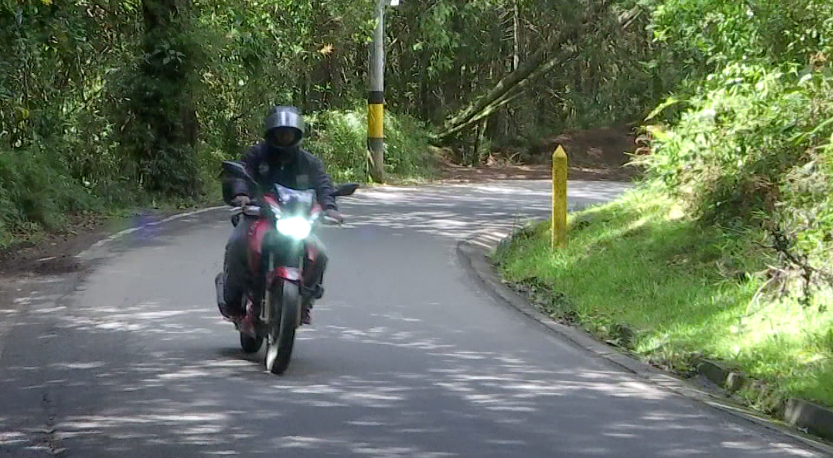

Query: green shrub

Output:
[0, 145, 95, 241]
[641, 64, 833, 224]
[634, 0, 833, 323]
[307, 106, 432, 182]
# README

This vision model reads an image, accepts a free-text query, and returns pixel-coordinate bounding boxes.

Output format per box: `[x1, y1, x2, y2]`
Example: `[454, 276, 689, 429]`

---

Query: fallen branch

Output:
[757, 225, 833, 309]
[441, 51, 582, 138]
[434, 2, 644, 142]
[434, 0, 613, 142]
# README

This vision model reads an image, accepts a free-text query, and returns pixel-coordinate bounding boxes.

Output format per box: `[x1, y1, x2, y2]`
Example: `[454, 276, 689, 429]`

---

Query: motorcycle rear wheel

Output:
[265, 281, 300, 375]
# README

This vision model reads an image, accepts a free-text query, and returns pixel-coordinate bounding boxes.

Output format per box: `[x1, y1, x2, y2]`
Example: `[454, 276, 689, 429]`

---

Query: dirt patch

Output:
[434, 161, 635, 183]
[529, 125, 641, 168]
[0, 210, 179, 277]
[435, 124, 644, 182]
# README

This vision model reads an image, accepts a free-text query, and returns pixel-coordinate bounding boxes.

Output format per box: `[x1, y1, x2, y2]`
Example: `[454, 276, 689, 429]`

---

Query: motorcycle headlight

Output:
[276, 216, 311, 239]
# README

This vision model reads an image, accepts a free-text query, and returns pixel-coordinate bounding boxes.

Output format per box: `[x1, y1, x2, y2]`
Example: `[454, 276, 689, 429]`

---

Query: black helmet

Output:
[264, 106, 304, 149]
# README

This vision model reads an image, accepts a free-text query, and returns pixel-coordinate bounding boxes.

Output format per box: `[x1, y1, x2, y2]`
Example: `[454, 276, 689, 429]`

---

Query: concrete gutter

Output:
[698, 358, 833, 443]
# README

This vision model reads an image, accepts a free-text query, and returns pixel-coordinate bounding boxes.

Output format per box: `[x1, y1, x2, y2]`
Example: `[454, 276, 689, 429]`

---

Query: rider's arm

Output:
[308, 154, 337, 211]
[232, 144, 263, 198]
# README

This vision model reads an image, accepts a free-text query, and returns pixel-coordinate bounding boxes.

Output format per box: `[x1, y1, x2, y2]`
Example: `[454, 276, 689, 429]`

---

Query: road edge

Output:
[76, 205, 227, 260]
[0, 205, 227, 362]
[456, 228, 833, 455]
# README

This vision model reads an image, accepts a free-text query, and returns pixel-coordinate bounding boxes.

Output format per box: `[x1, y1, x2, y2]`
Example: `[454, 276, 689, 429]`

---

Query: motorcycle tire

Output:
[239, 333, 263, 353]
[265, 281, 300, 375]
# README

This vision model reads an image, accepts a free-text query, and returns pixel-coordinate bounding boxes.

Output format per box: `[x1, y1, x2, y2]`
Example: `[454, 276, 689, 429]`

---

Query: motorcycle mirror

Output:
[332, 183, 359, 197]
[221, 161, 257, 185]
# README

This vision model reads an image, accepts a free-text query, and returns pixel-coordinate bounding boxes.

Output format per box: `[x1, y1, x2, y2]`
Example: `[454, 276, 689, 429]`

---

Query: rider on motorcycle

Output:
[216, 105, 343, 325]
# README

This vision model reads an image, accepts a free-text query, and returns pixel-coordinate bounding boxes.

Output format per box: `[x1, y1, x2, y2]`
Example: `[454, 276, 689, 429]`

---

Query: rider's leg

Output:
[301, 235, 328, 324]
[219, 218, 250, 317]
[304, 235, 328, 296]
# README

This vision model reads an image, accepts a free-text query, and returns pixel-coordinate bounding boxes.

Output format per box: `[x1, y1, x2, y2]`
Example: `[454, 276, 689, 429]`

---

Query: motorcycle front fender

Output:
[267, 267, 303, 289]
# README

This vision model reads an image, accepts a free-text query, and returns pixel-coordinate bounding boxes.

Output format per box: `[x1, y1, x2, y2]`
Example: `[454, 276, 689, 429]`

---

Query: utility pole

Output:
[367, 0, 387, 183]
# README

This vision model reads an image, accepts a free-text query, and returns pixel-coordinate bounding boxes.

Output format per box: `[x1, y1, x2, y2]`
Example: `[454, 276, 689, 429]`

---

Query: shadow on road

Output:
[341, 181, 630, 242]
[0, 290, 817, 457]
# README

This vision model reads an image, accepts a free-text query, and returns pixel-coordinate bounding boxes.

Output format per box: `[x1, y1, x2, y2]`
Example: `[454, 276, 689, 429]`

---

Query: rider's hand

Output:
[324, 209, 344, 224]
[231, 195, 251, 207]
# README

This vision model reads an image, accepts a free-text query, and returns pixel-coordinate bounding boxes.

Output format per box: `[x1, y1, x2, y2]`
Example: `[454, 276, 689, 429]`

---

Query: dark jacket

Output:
[230, 143, 337, 211]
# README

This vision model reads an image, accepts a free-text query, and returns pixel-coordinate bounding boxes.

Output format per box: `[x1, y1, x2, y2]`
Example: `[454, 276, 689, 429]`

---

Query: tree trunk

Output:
[133, 0, 201, 195]
[437, 49, 581, 140]
[472, 116, 489, 167]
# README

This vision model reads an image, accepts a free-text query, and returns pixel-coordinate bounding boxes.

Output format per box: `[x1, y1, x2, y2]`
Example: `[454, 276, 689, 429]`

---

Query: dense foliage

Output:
[0, 0, 419, 242]
[0, 0, 662, 242]
[640, 0, 833, 303]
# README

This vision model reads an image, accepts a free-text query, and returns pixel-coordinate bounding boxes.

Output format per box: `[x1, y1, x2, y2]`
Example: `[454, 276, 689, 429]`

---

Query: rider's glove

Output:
[231, 195, 251, 207]
[324, 209, 344, 224]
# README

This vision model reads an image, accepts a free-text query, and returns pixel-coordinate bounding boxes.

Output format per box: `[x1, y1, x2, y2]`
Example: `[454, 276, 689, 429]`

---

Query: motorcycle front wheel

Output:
[265, 280, 301, 375]
[240, 333, 263, 353]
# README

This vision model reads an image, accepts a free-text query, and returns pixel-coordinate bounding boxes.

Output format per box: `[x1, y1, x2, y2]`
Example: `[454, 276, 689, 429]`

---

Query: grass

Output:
[494, 186, 833, 412]
[0, 180, 223, 250]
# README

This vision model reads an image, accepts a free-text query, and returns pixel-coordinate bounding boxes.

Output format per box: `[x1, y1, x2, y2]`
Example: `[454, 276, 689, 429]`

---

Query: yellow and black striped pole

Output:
[367, 0, 385, 183]
[367, 90, 384, 184]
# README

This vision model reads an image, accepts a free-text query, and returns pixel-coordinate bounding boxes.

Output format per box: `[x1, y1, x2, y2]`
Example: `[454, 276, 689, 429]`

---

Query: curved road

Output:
[0, 180, 826, 457]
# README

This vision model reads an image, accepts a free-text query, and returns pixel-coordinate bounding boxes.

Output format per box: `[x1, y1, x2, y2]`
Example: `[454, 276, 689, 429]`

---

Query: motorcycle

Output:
[217, 160, 358, 374]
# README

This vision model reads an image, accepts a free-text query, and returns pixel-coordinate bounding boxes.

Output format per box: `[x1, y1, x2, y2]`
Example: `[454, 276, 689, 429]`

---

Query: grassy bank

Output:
[495, 187, 833, 413]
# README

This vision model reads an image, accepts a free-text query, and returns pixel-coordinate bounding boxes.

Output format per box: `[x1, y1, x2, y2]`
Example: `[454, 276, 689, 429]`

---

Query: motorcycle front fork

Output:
[261, 255, 274, 324]
[255, 253, 314, 326]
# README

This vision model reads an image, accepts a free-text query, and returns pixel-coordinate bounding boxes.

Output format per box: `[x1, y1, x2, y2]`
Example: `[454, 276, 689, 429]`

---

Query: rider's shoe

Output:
[302, 304, 312, 325]
[220, 303, 243, 320]
[240, 310, 256, 336]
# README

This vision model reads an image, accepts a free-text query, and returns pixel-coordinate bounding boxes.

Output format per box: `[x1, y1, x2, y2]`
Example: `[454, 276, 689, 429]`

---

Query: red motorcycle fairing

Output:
[247, 219, 272, 274]
[246, 195, 319, 288]
[246, 195, 280, 273]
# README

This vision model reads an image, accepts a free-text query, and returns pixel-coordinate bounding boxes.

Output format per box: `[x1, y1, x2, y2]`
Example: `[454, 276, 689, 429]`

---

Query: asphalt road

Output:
[0, 180, 827, 457]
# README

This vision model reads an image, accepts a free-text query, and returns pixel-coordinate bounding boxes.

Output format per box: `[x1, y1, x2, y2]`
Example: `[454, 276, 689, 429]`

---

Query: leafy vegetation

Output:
[495, 0, 833, 415]
[307, 106, 433, 183]
[639, 0, 833, 305]
[1, 0, 662, 244]
[0, 0, 428, 244]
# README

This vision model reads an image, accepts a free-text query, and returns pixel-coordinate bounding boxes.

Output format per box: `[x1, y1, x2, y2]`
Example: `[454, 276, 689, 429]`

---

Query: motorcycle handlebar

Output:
[321, 215, 343, 226]
[230, 205, 262, 216]
[230, 206, 345, 227]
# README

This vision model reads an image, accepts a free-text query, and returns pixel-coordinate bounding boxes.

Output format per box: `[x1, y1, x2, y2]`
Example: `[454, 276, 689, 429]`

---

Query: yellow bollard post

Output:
[552, 145, 568, 249]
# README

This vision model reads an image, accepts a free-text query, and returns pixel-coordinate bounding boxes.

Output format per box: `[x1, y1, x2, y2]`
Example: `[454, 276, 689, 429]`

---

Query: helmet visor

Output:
[267, 127, 300, 148]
